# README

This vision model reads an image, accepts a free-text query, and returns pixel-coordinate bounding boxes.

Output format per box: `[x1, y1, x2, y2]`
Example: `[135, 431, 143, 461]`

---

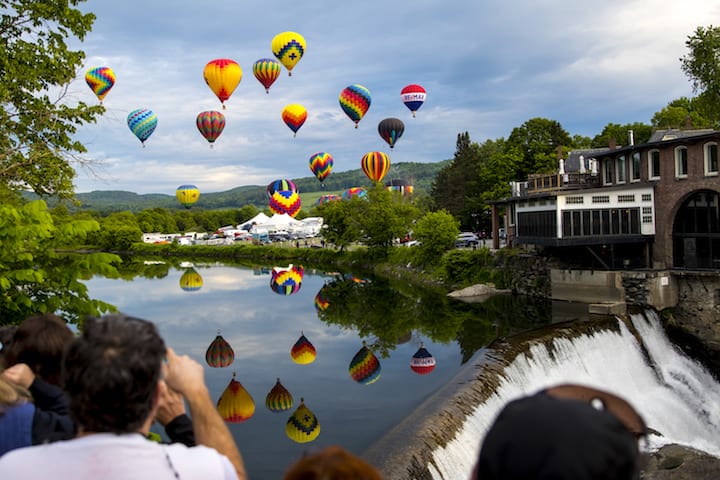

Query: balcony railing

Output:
[524, 173, 602, 194]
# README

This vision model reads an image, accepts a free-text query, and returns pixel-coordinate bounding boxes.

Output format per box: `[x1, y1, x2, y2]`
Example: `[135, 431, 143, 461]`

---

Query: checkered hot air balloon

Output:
[291, 332, 316, 365]
[85, 66, 115, 103]
[361, 152, 391, 183]
[349, 342, 381, 385]
[270, 264, 304, 295]
[286, 398, 320, 443]
[217, 373, 255, 423]
[339, 84, 371, 128]
[179, 267, 203, 292]
[205, 331, 234, 368]
[410, 343, 436, 375]
[265, 378, 294, 413]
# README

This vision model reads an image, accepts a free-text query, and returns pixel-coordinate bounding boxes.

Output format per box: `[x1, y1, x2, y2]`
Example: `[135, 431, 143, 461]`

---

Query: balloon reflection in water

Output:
[270, 264, 304, 295]
[286, 398, 320, 443]
[217, 372, 255, 423]
[179, 267, 203, 292]
[410, 343, 436, 375]
[205, 330, 234, 368]
[290, 332, 316, 365]
[348, 341, 381, 385]
[314, 289, 329, 312]
[265, 378, 294, 413]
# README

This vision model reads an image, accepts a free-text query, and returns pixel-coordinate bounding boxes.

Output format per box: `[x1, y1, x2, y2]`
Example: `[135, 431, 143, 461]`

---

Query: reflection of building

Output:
[494, 129, 720, 270]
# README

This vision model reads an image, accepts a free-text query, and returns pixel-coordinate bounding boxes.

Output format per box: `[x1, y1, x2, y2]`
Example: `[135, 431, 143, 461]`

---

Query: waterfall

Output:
[428, 310, 720, 479]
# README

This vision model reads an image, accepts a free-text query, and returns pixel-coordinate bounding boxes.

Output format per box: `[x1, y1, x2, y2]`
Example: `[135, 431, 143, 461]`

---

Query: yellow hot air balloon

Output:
[179, 267, 203, 292]
[203, 59, 243, 109]
[286, 398, 320, 443]
[265, 378, 294, 413]
[271, 31, 306, 76]
[217, 373, 255, 423]
[290, 332, 316, 365]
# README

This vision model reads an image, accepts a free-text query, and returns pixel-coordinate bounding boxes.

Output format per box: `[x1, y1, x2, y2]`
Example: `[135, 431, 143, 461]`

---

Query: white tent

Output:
[238, 212, 270, 230]
[252, 213, 302, 233]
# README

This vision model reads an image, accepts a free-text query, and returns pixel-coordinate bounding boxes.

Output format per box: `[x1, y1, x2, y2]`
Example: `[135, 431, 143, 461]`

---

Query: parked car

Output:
[455, 232, 479, 248]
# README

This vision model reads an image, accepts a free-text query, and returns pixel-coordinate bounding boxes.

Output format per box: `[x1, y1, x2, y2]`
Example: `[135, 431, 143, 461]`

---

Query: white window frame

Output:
[616, 155, 626, 184]
[630, 152, 641, 182]
[704, 142, 719, 176]
[603, 159, 613, 185]
[648, 149, 660, 180]
[675, 146, 688, 178]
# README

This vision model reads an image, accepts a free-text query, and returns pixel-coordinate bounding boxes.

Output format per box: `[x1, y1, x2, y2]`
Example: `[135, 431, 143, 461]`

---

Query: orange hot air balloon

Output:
[291, 332, 316, 364]
[286, 398, 320, 443]
[205, 330, 235, 368]
[265, 378, 294, 413]
[203, 59, 242, 109]
[361, 151, 391, 183]
[217, 373, 255, 423]
[281, 103, 307, 137]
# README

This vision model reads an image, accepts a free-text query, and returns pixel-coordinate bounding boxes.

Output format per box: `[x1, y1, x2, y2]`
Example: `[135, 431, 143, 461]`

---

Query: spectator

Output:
[0, 325, 17, 369]
[283, 445, 383, 480]
[154, 379, 195, 447]
[0, 314, 247, 479]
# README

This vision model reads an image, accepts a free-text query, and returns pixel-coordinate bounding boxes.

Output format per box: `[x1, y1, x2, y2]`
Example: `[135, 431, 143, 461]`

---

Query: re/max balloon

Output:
[127, 108, 157, 146]
[203, 59, 242, 109]
[85, 66, 115, 103]
[271, 31, 306, 76]
[400, 84, 426, 117]
[308, 152, 333, 184]
[339, 84, 371, 128]
[282, 104, 307, 137]
[361, 151, 391, 183]
[252, 58, 281, 93]
[377, 118, 405, 149]
[196, 110, 226, 147]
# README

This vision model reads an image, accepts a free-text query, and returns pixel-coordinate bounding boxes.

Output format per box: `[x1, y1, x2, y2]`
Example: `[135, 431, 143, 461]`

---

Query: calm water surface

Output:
[83, 260, 550, 479]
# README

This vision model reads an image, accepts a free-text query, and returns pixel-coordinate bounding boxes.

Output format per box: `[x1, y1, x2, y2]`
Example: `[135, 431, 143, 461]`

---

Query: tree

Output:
[680, 25, 720, 123]
[506, 118, 572, 179]
[0, 0, 103, 198]
[651, 97, 715, 129]
[317, 199, 362, 251]
[413, 210, 459, 265]
[356, 185, 419, 256]
[591, 122, 653, 148]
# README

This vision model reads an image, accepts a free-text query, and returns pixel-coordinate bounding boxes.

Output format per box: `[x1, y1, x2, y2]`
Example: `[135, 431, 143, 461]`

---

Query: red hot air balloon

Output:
[361, 151, 391, 183]
[291, 332, 316, 364]
[410, 343, 436, 375]
[196, 110, 226, 147]
[377, 118, 404, 149]
[349, 341, 381, 385]
[217, 372, 255, 423]
[400, 84, 426, 117]
[205, 330, 235, 368]
[265, 378, 294, 413]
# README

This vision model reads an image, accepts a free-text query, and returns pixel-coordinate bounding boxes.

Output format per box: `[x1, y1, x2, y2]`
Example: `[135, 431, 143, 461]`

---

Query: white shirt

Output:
[0, 432, 237, 479]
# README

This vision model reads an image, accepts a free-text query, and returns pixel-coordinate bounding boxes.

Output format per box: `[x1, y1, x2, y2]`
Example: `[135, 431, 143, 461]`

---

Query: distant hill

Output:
[59, 160, 449, 213]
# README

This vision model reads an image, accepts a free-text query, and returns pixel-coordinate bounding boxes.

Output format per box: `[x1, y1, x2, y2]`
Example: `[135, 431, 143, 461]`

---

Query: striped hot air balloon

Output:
[291, 332, 316, 365]
[252, 58, 281, 93]
[286, 398, 320, 443]
[339, 84, 371, 128]
[266, 179, 297, 199]
[410, 343, 436, 375]
[196, 110, 225, 147]
[361, 151, 391, 183]
[217, 373, 255, 423]
[85, 66, 116, 103]
[349, 342, 381, 385]
[265, 378, 294, 413]
[205, 331, 234, 368]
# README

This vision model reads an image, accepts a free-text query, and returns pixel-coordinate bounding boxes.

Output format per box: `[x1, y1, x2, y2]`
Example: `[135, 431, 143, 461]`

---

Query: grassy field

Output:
[299, 189, 345, 210]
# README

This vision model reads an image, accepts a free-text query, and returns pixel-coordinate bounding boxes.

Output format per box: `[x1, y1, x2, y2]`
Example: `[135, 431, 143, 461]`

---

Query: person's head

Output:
[473, 386, 646, 480]
[62, 314, 166, 434]
[0, 325, 18, 369]
[3, 314, 74, 385]
[283, 445, 383, 480]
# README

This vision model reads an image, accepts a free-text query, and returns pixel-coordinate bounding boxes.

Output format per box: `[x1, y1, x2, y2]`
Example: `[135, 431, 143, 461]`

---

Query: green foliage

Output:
[316, 199, 362, 251]
[413, 210, 459, 265]
[591, 122, 653, 147]
[440, 248, 506, 289]
[507, 118, 572, 179]
[357, 185, 420, 256]
[680, 25, 720, 124]
[651, 97, 716, 129]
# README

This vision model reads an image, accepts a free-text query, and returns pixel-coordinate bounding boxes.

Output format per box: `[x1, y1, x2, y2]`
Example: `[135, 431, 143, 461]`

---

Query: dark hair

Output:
[283, 446, 383, 480]
[0, 325, 18, 369]
[4, 314, 74, 385]
[62, 314, 166, 433]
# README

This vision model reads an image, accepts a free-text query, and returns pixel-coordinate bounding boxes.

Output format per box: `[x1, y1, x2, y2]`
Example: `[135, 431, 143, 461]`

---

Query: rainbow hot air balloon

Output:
[378, 118, 405, 149]
[361, 151, 391, 183]
[314, 289, 329, 312]
[385, 178, 414, 196]
[206, 330, 235, 368]
[316, 194, 341, 206]
[265, 378, 294, 413]
[286, 398, 320, 443]
[270, 264, 304, 295]
[401, 84, 426, 117]
[269, 190, 302, 218]
[339, 84, 371, 128]
[281, 104, 307, 137]
[176, 184, 200, 209]
[349, 341, 381, 385]
[217, 373, 255, 423]
[85, 66, 115, 103]
[410, 343, 436, 375]
[290, 332, 316, 364]
[203, 59, 242, 109]
[341, 187, 367, 201]
[252, 58, 281, 93]
[196, 110, 225, 147]
[308, 152, 333, 184]
[127, 108, 157, 146]
[266, 179, 297, 199]
[179, 267, 203, 292]
[271, 31, 306, 76]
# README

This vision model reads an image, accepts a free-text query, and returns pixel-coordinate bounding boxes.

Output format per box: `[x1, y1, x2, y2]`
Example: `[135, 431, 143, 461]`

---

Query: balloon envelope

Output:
[252, 58, 281, 93]
[342, 187, 367, 201]
[378, 118, 405, 149]
[217, 374, 255, 423]
[401, 84, 426, 117]
[291, 332, 316, 364]
[203, 59, 242, 108]
[286, 399, 320, 443]
[206, 333, 235, 368]
[179, 268, 203, 292]
[410, 345, 436, 375]
[349, 343, 381, 385]
[309, 152, 333, 183]
[385, 178, 414, 196]
[271, 31, 306, 76]
[265, 378, 294, 413]
[268, 190, 301, 217]
[127, 109, 157, 145]
[271, 264, 304, 295]
[339, 84, 371, 127]
[361, 151, 391, 183]
[196, 110, 225, 145]
[266, 179, 297, 199]
[316, 194, 341, 206]
[176, 185, 200, 208]
[85, 66, 115, 102]
[282, 104, 307, 136]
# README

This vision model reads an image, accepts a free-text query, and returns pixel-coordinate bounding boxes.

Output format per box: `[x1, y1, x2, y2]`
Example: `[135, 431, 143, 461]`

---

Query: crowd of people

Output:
[0, 313, 648, 479]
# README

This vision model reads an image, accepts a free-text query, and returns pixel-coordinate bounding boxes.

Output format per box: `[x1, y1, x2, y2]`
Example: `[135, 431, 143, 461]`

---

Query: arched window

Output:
[675, 146, 688, 178]
[673, 190, 720, 268]
[648, 149, 660, 180]
[704, 142, 718, 176]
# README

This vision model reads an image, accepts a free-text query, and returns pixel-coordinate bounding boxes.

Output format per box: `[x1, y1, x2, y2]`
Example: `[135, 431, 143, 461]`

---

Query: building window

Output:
[616, 155, 626, 183]
[603, 160, 613, 185]
[675, 146, 688, 178]
[642, 194, 652, 202]
[705, 142, 719, 176]
[631, 152, 641, 181]
[592, 195, 610, 204]
[566, 196, 584, 205]
[648, 150, 661, 179]
[618, 195, 635, 203]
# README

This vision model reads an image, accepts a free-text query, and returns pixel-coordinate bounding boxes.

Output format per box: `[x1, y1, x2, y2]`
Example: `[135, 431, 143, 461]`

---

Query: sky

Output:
[68, 0, 720, 195]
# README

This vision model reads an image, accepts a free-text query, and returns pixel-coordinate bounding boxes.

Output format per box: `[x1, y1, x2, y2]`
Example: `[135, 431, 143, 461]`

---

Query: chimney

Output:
[609, 138, 617, 150]
[629, 130, 634, 146]
[557, 145, 563, 159]
[685, 115, 692, 129]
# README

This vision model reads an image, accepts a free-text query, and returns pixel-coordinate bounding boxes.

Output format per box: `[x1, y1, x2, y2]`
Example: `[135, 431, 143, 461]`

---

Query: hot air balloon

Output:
[378, 118, 405, 149]
[252, 58, 281, 93]
[341, 187, 367, 201]
[339, 84, 371, 128]
[176, 185, 200, 209]
[179, 267, 203, 292]
[400, 84, 426, 117]
[196, 110, 225, 147]
[314, 289, 329, 312]
[203, 59, 242, 109]
[269, 190, 302, 217]
[271, 31, 306, 76]
[85, 66, 115, 103]
[385, 179, 414, 196]
[217, 373, 255, 423]
[206, 330, 235, 368]
[266, 179, 297, 199]
[361, 152, 391, 183]
[349, 342, 381, 385]
[316, 194, 341, 206]
[410, 343, 436, 375]
[270, 264, 304, 295]
[291, 332, 316, 364]
[265, 378, 294, 413]
[286, 398, 320, 443]
[308, 152, 333, 184]
[282, 104, 307, 137]
[127, 108, 157, 146]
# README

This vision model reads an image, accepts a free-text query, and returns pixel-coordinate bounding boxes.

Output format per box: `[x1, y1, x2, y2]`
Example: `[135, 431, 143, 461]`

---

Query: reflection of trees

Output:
[114, 256, 171, 280]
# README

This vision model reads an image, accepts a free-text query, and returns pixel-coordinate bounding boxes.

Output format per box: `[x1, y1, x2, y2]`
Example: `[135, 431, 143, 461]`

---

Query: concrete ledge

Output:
[588, 302, 626, 315]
